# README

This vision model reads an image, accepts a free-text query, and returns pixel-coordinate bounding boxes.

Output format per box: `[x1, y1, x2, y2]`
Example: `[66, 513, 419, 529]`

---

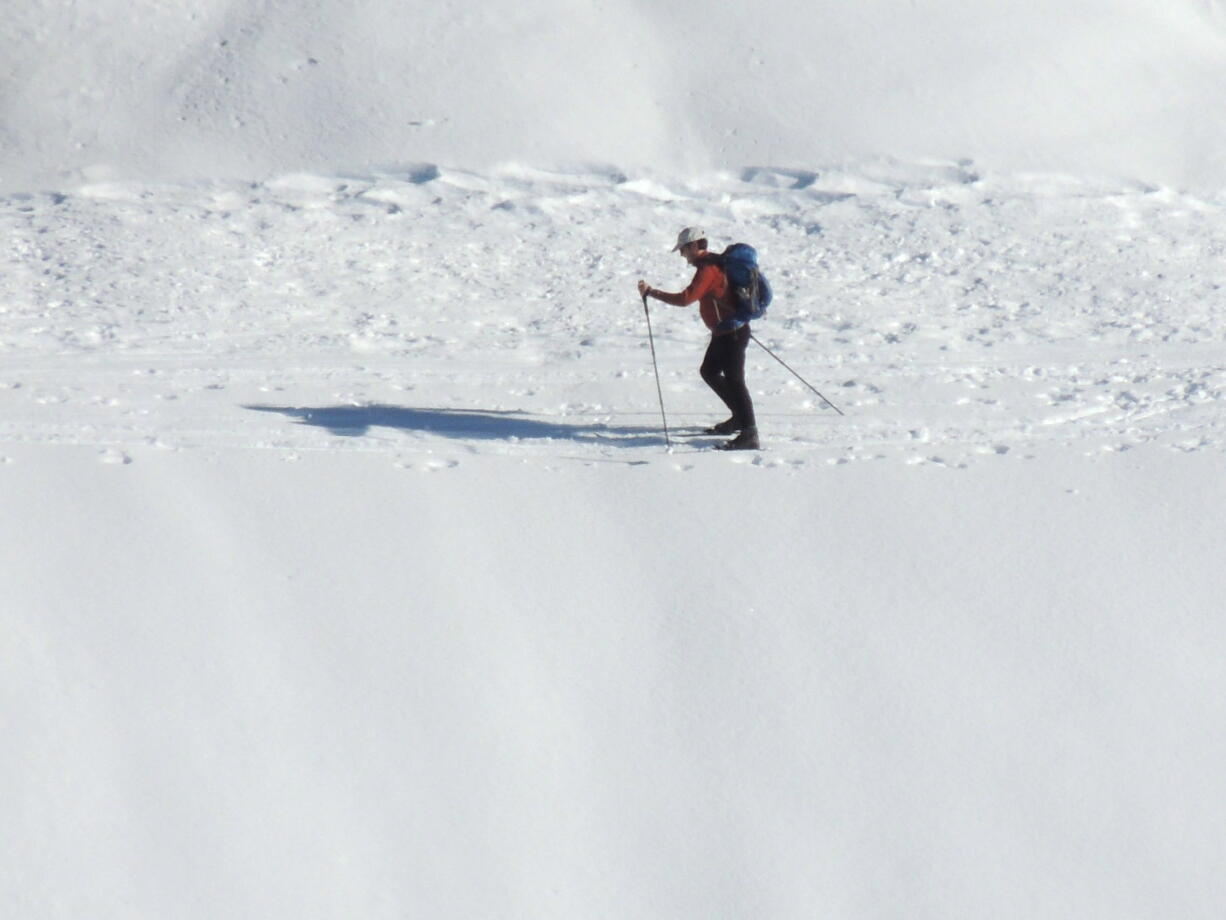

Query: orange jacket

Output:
[651, 262, 738, 331]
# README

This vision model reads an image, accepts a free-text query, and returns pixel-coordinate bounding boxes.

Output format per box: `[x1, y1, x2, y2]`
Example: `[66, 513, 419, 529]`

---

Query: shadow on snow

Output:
[245, 404, 666, 448]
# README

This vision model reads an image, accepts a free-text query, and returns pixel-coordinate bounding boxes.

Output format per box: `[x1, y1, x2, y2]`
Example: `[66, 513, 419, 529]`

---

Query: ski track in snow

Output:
[4, 160, 1226, 472]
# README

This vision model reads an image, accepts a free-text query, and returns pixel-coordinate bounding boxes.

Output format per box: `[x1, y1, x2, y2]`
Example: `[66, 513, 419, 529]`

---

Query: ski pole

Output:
[641, 292, 672, 449]
[750, 334, 844, 416]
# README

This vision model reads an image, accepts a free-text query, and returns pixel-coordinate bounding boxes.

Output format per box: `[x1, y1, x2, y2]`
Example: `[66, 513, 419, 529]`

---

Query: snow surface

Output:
[6, 0, 1226, 190]
[5, 3, 1226, 919]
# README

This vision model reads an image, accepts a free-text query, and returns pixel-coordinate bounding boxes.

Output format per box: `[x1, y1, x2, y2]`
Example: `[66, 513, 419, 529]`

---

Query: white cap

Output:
[671, 226, 708, 251]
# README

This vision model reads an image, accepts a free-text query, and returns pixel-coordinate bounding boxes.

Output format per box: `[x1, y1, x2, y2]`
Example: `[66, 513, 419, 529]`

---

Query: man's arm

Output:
[642, 265, 719, 306]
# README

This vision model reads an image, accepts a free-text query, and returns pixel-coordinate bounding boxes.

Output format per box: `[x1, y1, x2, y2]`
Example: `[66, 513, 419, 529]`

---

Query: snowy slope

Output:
[6, 162, 1226, 919]
[5, 0, 1226, 190]
[6, 1, 1226, 918]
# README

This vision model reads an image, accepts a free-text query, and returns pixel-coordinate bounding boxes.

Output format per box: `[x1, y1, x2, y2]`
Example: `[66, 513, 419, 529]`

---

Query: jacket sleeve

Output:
[651, 265, 719, 306]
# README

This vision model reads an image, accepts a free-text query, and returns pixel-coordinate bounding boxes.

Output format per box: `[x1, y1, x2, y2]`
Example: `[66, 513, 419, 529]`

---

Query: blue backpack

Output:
[714, 243, 772, 332]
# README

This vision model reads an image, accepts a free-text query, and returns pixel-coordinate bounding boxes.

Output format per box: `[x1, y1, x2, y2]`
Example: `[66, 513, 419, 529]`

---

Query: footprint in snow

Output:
[395, 458, 459, 472]
[99, 449, 132, 465]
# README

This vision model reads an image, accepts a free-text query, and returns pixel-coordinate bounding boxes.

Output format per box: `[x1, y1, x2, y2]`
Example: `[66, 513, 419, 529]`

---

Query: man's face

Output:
[680, 241, 704, 265]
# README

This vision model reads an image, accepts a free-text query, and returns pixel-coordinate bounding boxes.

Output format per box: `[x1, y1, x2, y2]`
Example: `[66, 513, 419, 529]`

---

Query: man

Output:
[638, 227, 759, 450]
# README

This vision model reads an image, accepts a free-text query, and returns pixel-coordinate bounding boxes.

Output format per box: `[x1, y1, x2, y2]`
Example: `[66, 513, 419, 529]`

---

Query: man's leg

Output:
[720, 325, 756, 431]
[700, 335, 737, 419]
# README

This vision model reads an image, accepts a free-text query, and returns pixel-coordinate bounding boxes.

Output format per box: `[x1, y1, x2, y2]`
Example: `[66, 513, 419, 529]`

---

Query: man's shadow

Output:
[245, 404, 666, 448]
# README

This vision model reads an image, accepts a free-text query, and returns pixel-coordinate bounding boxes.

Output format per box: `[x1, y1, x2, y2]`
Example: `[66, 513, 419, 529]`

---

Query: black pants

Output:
[700, 325, 756, 429]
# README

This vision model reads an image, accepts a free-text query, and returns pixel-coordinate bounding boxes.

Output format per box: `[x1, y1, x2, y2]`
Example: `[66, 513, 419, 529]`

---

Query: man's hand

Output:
[638, 280, 651, 298]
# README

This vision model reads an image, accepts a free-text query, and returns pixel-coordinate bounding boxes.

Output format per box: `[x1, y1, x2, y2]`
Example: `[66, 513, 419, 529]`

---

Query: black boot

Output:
[705, 417, 740, 435]
[718, 427, 760, 451]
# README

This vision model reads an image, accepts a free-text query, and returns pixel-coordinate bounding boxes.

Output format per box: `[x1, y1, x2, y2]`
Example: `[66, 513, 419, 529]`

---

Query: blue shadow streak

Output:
[245, 404, 665, 448]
